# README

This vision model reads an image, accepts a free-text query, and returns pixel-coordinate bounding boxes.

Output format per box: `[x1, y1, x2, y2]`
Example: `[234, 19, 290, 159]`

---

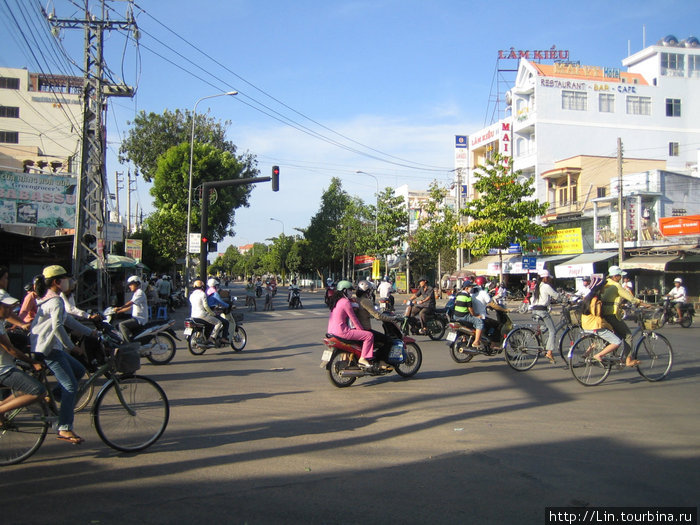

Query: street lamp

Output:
[269, 217, 285, 236]
[185, 91, 237, 292]
[355, 170, 379, 234]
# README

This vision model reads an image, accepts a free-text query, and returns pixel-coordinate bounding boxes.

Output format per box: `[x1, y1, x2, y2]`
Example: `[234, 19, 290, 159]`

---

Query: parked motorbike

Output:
[288, 286, 303, 309]
[170, 288, 186, 308]
[397, 300, 446, 340]
[446, 310, 514, 363]
[184, 298, 247, 355]
[321, 319, 422, 387]
[660, 297, 695, 328]
[102, 307, 179, 365]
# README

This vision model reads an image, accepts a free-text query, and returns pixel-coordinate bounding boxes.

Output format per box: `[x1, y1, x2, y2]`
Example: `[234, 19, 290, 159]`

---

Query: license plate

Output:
[183, 327, 193, 336]
[321, 349, 332, 363]
[446, 331, 457, 342]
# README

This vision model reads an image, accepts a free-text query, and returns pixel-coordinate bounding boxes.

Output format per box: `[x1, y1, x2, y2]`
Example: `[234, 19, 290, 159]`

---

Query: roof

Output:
[530, 62, 648, 85]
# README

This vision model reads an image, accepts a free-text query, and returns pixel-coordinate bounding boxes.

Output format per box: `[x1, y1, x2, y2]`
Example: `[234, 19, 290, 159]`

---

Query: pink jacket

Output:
[327, 296, 362, 335]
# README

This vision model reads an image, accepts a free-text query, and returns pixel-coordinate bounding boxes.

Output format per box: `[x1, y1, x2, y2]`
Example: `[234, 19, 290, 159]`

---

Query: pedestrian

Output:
[622, 276, 634, 296]
[264, 281, 274, 311]
[245, 278, 257, 311]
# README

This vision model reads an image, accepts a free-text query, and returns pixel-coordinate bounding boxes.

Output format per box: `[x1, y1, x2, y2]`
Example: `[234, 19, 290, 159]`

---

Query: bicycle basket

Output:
[568, 308, 582, 326]
[642, 309, 664, 330]
[233, 312, 244, 322]
[114, 343, 141, 374]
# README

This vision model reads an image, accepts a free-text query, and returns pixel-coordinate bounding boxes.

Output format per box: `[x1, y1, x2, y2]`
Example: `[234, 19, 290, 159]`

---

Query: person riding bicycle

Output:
[406, 276, 435, 334]
[245, 278, 257, 311]
[601, 266, 652, 368]
[529, 270, 559, 364]
[206, 278, 230, 340]
[327, 280, 375, 370]
[114, 276, 149, 343]
[453, 280, 484, 348]
[666, 277, 687, 322]
[354, 280, 395, 371]
[189, 279, 222, 345]
[580, 280, 623, 364]
[0, 291, 46, 427]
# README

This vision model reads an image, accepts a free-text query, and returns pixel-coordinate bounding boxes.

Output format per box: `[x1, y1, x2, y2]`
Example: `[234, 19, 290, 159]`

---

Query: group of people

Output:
[451, 276, 508, 349]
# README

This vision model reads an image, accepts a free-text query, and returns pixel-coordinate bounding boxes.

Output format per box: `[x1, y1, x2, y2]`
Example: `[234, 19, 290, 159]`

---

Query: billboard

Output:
[542, 228, 583, 255]
[0, 170, 76, 228]
[658, 215, 700, 236]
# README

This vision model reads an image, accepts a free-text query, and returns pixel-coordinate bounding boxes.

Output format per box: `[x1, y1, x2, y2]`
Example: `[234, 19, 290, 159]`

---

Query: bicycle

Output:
[567, 306, 672, 386]
[502, 296, 583, 371]
[0, 338, 170, 466]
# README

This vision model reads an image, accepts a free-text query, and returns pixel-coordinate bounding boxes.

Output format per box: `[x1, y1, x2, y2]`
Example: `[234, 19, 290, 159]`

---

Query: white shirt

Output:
[189, 289, 215, 318]
[472, 288, 491, 318]
[531, 282, 559, 308]
[130, 288, 148, 325]
[377, 281, 393, 299]
[668, 285, 687, 303]
[60, 291, 88, 319]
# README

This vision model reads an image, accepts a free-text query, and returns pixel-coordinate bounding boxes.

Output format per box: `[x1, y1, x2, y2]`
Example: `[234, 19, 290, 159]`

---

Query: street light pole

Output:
[185, 91, 237, 294]
[355, 170, 379, 234]
[269, 217, 285, 236]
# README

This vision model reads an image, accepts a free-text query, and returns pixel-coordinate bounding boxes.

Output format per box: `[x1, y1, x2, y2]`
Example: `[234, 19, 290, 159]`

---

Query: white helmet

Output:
[357, 280, 374, 292]
[326, 278, 333, 285]
[674, 277, 682, 283]
[127, 275, 141, 285]
[207, 278, 219, 288]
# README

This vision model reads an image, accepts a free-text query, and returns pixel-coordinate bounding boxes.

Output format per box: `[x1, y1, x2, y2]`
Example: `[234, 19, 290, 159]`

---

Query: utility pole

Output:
[47, 1, 136, 308]
[617, 137, 624, 264]
[114, 171, 123, 218]
[455, 168, 463, 270]
[126, 170, 135, 234]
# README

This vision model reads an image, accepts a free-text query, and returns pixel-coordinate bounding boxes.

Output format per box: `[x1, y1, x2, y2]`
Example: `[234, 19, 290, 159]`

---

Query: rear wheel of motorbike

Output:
[328, 352, 357, 387]
[680, 315, 692, 328]
[230, 326, 247, 352]
[450, 339, 475, 364]
[395, 342, 422, 378]
[187, 334, 208, 355]
[427, 318, 446, 340]
[503, 327, 539, 371]
[146, 333, 176, 365]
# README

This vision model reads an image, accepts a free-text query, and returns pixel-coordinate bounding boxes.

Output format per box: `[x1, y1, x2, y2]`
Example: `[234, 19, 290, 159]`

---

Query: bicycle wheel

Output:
[230, 326, 247, 352]
[74, 380, 95, 413]
[568, 334, 611, 386]
[93, 375, 169, 452]
[503, 327, 540, 371]
[0, 397, 49, 466]
[146, 333, 176, 365]
[558, 325, 583, 361]
[634, 332, 673, 382]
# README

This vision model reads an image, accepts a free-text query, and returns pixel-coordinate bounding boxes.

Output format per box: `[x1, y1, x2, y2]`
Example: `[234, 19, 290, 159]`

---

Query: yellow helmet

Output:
[192, 279, 205, 289]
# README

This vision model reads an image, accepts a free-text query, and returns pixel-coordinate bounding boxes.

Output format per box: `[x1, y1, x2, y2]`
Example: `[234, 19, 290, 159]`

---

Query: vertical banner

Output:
[395, 272, 407, 294]
[371, 259, 381, 280]
[125, 239, 143, 261]
[500, 121, 512, 168]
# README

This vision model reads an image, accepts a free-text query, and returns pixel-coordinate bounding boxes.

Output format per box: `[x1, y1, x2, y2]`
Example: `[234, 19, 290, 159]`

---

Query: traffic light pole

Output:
[198, 175, 276, 281]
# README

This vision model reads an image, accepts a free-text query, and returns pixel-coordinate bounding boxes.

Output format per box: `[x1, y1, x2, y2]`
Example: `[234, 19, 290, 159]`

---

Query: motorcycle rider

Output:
[206, 278, 230, 341]
[354, 280, 395, 371]
[453, 280, 483, 348]
[288, 279, 301, 307]
[377, 276, 394, 310]
[327, 280, 375, 369]
[189, 279, 222, 344]
[114, 275, 149, 343]
[406, 276, 435, 334]
[666, 277, 687, 321]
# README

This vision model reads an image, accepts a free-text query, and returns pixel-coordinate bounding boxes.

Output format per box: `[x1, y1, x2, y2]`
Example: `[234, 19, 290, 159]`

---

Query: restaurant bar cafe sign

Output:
[0, 170, 77, 229]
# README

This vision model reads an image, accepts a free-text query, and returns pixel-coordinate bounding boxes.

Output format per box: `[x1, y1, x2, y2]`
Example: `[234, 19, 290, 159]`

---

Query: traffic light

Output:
[271, 165, 279, 192]
[201, 236, 217, 253]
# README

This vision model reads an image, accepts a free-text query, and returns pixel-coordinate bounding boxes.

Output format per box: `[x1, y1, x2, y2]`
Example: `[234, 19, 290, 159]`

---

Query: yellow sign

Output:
[395, 272, 408, 293]
[542, 228, 583, 255]
[372, 259, 381, 280]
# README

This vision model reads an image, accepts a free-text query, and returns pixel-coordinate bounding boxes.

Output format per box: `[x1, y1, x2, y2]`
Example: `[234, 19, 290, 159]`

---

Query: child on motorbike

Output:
[327, 281, 375, 370]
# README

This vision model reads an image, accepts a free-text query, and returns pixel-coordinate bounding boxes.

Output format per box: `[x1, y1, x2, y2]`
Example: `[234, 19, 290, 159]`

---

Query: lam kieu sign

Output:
[0, 170, 77, 228]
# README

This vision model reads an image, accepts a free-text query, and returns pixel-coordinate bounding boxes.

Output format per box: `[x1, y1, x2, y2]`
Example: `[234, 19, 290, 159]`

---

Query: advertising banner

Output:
[126, 239, 143, 261]
[0, 170, 77, 228]
[658, 215, 700, 236]
[354, 255, 375, 265]
[542, 228, 583, 255]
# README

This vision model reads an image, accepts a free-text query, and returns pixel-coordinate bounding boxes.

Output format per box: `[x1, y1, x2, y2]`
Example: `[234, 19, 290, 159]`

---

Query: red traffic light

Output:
[271, 165, 279, 191]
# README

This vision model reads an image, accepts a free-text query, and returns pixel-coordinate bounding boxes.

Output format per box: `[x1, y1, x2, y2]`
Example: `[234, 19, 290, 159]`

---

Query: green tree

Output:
[373, 187, 408, 259]
[459, 154, 550, 281]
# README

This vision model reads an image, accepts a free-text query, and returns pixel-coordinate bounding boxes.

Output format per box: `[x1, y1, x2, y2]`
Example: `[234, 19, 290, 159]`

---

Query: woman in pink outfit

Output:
[327, 280, 375, 368]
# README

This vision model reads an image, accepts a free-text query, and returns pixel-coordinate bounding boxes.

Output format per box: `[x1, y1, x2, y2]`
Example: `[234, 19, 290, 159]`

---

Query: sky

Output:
[2, 0, 700, 256]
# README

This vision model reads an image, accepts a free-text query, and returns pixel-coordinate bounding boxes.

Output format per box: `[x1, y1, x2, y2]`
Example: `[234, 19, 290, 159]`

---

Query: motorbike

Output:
[102, 307, 179, 365]
[378, 292, 395, 313]
[660, 297, 695, 328]
[397, 300, 447, 340]
[184, 298, 247, 355]
[446, 310, 514, 363]
[255, 283, 263, 298]
[324, 285, 336, 309]
[321, 319, 422, 387]
[288, 287, 303, 309]
[170, 288, 186, 308]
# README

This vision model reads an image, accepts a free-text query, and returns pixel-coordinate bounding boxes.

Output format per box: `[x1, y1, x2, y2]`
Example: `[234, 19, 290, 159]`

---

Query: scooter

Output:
[378, 292, 395, 313]
[397, 300, 446, 340]
[321, 320, 422, 387]
[660, 297, 695, 328]
[184, 298, 247, 355]
[446, 310, 513, 363]
[102, 307, 179, 365]
[288, 286, 303, 309]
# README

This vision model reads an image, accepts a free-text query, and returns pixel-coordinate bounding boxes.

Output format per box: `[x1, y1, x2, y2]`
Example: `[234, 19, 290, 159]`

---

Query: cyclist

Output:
[18, 277, 41, 323]
[666, 277, 687, 322]
[327, 280, 375, 369]
[580, 280, 622, 363]
[114, 276, 149, 343]
[189, 279, 222, 344]
[453, 280, 483, 348]
[0, 291, 46, 426]
[529, 270, 559, 364]
[354, 280, 395, 371]
[601, 266, 651, 367]
[206, 278, 230, 340]
[406, 276, 435, 334]
[245, 278, 257, 311]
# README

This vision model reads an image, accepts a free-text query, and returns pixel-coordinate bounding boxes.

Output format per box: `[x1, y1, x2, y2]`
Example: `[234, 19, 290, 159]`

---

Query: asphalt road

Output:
[2, 284, 698, 525]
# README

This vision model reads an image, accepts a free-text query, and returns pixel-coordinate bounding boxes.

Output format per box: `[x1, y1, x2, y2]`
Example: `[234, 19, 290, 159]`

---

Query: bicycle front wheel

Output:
[0, 397, 49, 466]
[503, 327, 540, 371]
[93, 375, 169, 452]
[634, 332, 673, 382]
[568, 334, 611, 386]
[558, 325, 583, 361]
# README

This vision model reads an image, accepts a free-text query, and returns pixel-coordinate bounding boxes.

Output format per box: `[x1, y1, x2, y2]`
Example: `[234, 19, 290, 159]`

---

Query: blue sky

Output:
[2, 0, 699, 254]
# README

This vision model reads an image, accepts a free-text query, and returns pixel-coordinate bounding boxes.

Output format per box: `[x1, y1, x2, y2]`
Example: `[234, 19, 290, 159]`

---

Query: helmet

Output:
[43, 265, 68, 280]
[192, 279, 205, 289]
[336, 280, 354, 292]
[674, 277, 682, 283]
[462, 280, 474, 289]
[582, 276, 591, 283]
[161, 275, 167, 279]
[418, 276, 428, 283]
[357, 280, 374, 292]
[539, 270, 550, 278]
[608, 265, 626, 277]
[127, 275, 141, 285]
[207, 278, 219, 288]
[326, 278, 333, 285]
[474, 276, 487, 287]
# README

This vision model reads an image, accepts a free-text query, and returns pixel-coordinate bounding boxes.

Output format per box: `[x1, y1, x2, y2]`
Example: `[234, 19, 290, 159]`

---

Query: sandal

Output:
[626, 359, 641, 367]
[545, 353, 556, 364]
[57, 431, 84, 445]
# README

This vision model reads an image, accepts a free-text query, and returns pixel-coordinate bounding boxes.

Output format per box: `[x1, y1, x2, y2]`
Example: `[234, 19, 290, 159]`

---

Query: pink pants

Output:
[342, 328, 374, 359]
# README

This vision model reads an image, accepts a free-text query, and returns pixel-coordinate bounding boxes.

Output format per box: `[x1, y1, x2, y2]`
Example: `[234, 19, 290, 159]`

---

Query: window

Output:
[597, 187, 607, 198]
[0, 106, 19, 118]
[661, 53, 684, 76]
[689, 55, 700, 78]
[0, 131, 19, 143]
[669, 142, 679, 157]
[0, 77, 20, 90]
[666, 98, 681, 117]
[562, 90, 587, 111]
[599, 93, 615, 113]
[626, 95, 651, 115]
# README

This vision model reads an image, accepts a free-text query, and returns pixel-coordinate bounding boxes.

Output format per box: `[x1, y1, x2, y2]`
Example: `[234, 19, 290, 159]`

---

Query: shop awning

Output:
[554, 251, 617, 278]
[463, 254, 503, 275]
[508, 254, 577, 275]
[620, 255, 679, 271]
